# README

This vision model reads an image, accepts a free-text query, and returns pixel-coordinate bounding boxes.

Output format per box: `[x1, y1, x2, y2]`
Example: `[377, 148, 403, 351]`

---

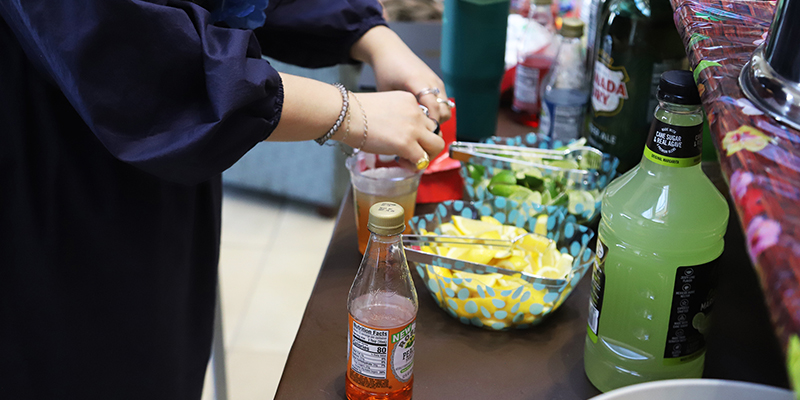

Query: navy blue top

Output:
[0, 0, 383, 398]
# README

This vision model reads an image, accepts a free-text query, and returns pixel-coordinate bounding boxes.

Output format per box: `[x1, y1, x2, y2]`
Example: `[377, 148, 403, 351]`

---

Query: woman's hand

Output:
[269, 73, 444, 170]
[350, 26, 452, 124]
[339, 90, 445, 170]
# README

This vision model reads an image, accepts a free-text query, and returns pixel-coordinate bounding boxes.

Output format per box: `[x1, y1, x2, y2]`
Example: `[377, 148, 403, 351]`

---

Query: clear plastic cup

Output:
[346, 152, 423, 254]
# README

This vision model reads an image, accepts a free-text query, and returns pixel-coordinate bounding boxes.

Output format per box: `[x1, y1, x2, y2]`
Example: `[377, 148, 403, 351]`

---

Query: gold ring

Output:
[415, 87, 440, 101]
[415, 153, 430, 170]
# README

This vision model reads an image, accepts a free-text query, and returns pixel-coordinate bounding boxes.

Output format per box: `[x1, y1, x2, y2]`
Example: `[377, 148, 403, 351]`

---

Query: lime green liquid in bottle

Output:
[583, 70, 729, 392]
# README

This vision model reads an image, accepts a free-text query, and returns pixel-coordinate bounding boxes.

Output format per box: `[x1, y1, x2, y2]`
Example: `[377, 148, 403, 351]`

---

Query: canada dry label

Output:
[591, 52, 630, 117]
[587, 239, 608, 344]
[347, 316, 415, 393]
[663, 259, 719, 365]
[644, 120, 702, 168]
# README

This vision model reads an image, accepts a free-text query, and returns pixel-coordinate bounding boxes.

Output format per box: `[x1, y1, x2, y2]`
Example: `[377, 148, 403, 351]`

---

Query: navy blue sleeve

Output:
[0, 0, 282, 185]
[255, 0, 386, 68]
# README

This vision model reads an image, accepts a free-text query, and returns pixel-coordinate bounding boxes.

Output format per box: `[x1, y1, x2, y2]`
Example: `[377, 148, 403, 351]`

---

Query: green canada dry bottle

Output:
[587, 0, 687, 173]
[583, 70, 729, 392]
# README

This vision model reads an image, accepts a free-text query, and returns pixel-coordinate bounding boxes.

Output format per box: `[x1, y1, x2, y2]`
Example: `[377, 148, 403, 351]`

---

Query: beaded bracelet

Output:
[314, 82, 349, 145]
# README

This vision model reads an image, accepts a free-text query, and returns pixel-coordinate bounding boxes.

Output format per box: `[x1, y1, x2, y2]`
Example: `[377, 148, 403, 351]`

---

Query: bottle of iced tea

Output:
[346, 202, 418, 400]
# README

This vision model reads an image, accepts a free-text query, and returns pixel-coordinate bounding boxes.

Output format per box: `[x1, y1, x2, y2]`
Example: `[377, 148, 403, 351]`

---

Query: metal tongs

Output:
[402, 233, 567, 286]
[449, 141, 604, 173]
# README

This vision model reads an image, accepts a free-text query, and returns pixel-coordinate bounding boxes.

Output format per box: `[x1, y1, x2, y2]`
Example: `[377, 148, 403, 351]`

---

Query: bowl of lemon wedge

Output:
[407, 198, 595, 330]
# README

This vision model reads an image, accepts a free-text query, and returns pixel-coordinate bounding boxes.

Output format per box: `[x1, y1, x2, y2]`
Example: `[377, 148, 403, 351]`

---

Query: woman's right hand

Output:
[270, 73, 444, 169]
[336, 90, 445, 170]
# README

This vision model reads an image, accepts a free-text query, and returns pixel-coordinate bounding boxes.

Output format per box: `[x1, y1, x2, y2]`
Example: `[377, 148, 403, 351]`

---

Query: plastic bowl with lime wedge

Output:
[459, 134, 619, 224]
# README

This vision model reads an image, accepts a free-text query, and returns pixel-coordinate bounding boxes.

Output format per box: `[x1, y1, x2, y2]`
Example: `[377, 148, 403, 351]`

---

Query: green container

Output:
[441, 0, 510, 141]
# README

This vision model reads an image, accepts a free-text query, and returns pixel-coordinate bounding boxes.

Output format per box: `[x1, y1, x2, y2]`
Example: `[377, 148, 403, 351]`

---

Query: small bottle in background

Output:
[346, 202, 418, 400]
[512, 0, 558, 128]
[510, 0, 531, 16]
[539, 18, 590, 144]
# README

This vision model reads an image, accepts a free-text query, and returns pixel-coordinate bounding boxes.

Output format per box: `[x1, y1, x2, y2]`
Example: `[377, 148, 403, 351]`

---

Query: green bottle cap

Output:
[368, 202, 406, 236]
[560, 18, 584, 38]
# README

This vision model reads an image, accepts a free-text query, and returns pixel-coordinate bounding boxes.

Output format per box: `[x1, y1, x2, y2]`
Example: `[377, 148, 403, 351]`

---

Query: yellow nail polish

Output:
[416, 156, 430, 170]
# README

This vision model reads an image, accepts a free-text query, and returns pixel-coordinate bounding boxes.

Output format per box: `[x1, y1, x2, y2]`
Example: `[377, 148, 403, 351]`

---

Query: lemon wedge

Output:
[463, 248, 495, 265]
[541, 242, 560, 269]
[478, 230, 502, 241]
[534, 215, 548, 235]
[480, 216, 503, 226]
[555, 253, 574, 277]
[536, 267, 565, 279]
[495, 255, 528, 272]
[452, 216, 501, 237]
[439, 222, 460, 236]
[445, 247, 469, 260]
[517, 234, 552, 255]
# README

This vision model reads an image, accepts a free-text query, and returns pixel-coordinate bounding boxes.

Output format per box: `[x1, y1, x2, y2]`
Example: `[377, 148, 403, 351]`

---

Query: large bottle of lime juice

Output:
[583, 70, 729, 392]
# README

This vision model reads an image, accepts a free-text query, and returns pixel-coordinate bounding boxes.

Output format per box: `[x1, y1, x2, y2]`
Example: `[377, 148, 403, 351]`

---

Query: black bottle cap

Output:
[657, 70, 702, 105]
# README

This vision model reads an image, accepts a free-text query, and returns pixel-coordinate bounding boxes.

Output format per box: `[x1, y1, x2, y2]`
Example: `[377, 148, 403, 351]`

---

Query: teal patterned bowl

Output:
[408, 198, 595, 331]
[460, 134, 619, 224]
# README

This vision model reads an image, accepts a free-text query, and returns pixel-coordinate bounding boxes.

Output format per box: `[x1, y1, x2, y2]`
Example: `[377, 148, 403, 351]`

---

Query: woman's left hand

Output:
[351, 26, 453, 124]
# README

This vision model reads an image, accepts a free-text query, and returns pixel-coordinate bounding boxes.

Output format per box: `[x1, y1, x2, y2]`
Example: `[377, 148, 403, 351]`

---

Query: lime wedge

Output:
[556, 137, 587, 151]
[507, 187, 541, 205]
[547, 159, 580, 170]
[490, 184, 535, 200]
[540, 190, 552, 206]
[488, 183, 516, 198]
[579, 152, 603, 170]
[489, 170, 517, 186]
[467, 164, 486, 182]
[548, 191, 568, 207]
[567, 190, 596, 216]
[521, 171, 545, 190]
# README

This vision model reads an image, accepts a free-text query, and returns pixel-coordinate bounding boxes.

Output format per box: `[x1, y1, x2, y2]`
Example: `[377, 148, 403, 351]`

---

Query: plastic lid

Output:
[560, 18, 584, 38]
[657, 70, 702, 105]
[533, 0, 552, 6]
[367, 202, 406, 236]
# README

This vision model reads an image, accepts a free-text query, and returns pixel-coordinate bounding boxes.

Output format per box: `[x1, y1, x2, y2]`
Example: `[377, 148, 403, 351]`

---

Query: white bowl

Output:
[590, 379, 793, 400]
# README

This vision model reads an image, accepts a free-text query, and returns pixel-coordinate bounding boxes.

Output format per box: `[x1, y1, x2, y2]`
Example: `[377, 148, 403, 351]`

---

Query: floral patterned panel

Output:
[671, 0, 800, 390]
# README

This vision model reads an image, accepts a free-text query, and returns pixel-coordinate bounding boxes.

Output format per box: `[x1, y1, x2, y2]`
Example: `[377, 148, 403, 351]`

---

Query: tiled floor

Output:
[201, 186, 337, 400]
